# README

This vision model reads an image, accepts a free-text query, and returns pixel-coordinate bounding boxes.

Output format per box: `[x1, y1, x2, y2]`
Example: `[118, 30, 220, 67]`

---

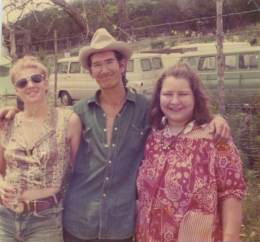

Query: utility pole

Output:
[216, 0, 225, 114]
[54, 30, 58, 107]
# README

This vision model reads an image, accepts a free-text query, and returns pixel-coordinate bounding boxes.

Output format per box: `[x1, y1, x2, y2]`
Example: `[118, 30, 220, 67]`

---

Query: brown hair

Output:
[9, 55, 48, 84]
[149, 63, 212, 129]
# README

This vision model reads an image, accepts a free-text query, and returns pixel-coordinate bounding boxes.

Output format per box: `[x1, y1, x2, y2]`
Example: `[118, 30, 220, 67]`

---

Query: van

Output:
[125, 53, 163, 96]
[49, 57, 97, 105]
[49, 53, 164, 105]
[147, 41, 252, 69]
[178, 45, 260, 109]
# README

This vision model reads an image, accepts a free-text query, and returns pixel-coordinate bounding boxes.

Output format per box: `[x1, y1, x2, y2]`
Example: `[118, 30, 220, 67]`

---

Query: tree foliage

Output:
[2, 0, 260, 51]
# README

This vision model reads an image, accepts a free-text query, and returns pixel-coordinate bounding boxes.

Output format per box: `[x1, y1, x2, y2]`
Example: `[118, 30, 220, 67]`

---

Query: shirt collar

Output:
[182, 120, 208, 134]
[182, 120, 195, 134]
[87, 88, 136, 107]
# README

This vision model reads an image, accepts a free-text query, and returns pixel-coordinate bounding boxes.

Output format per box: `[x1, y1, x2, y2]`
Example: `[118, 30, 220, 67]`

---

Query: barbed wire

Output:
[128, 9, 260, 31]
[3, 9, 260, 46]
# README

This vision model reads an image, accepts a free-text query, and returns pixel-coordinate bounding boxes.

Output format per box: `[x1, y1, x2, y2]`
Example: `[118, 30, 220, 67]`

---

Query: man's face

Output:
[89, 51, 126, 90]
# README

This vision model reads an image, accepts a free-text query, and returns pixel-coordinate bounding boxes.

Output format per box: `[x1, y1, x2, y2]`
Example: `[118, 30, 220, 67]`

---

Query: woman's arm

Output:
[67, 112, 82, 166]
[215, 139, 246, 242]
[0, 129, 6, 176]
[0, 141, 17, 206]
[222, 197, 242, 242]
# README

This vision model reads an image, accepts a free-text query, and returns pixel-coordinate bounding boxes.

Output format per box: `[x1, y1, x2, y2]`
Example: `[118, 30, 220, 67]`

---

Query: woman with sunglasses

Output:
[136, 64, 246, 242]
[0, 56, 82, 242]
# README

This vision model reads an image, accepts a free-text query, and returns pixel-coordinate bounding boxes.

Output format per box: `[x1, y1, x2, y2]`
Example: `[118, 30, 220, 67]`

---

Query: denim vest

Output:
[63, 90, 150, 239]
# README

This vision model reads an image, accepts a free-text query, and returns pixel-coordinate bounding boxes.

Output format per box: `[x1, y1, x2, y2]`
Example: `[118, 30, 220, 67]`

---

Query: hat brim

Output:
[79, 41, 132, 70]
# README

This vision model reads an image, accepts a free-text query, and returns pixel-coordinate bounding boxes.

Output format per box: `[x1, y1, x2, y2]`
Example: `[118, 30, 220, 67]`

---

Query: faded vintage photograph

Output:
[1, 1, 260, 242]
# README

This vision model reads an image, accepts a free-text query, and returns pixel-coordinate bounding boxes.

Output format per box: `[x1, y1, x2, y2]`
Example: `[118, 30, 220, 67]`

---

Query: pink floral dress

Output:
[136, 122, 246, 242]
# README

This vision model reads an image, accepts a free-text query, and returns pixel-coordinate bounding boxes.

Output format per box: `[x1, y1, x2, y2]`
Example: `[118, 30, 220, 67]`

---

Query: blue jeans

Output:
[63, 229, 133, 242]
[0, 203, 63, 242]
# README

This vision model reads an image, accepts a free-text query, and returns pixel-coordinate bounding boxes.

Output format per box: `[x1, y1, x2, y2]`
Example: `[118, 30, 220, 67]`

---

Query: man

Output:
[0, 28, 229, 242]
[63, 28, 150, 242]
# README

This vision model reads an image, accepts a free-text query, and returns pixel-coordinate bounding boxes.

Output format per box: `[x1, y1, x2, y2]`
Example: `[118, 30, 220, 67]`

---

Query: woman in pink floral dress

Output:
[136, 64, 246, 242]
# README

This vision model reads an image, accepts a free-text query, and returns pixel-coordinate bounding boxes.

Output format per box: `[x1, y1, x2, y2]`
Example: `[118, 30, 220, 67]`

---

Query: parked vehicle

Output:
[179, 45, 260, 110]
[49, 57, 96, 105]
[125, 53, 163, 96]
[149, 41, 252, 69]
[49, 53, 164, 105]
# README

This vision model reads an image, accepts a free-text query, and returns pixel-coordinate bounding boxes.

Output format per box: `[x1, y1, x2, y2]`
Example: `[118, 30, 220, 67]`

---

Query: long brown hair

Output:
[149, 63, 212, 129]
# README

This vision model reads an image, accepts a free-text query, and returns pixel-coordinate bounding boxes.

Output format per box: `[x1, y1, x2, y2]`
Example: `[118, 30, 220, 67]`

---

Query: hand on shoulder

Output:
[209, 114, 231, 143]
[0, 106, 19, 122]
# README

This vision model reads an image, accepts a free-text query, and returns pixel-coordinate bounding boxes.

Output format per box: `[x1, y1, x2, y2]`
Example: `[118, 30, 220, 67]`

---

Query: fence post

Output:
[54, 30, 58, 107]
[216, 0, 225, 114]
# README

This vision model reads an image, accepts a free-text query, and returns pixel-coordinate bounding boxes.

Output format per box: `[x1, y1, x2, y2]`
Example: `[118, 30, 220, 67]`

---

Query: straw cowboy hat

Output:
[79, 28, 133, 70]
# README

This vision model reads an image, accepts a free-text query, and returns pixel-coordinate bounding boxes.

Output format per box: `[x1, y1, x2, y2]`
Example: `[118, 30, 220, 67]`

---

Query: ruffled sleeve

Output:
[215, 139, 246, 200]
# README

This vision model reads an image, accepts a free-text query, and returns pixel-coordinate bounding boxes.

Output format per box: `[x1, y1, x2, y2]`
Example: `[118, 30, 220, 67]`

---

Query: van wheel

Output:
[60, 91, 72, 106]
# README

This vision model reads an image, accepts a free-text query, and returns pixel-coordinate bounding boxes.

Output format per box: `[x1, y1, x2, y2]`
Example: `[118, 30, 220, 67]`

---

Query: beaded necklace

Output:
[160, 125, 186, 151]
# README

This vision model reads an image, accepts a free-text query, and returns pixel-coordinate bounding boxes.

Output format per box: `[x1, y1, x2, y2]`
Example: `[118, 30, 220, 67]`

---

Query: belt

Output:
[1, 191, 62, 214]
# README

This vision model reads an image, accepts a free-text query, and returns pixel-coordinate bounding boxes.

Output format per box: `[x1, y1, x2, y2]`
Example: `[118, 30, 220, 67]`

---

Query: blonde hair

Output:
[10, 56, 48, 83]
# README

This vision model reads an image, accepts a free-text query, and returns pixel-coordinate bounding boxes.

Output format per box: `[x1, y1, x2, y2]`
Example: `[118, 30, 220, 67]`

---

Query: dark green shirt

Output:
[64, 89, 150, 240]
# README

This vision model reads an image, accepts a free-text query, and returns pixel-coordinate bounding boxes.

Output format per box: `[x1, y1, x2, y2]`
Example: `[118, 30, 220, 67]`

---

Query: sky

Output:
[2, 0, 53, 24]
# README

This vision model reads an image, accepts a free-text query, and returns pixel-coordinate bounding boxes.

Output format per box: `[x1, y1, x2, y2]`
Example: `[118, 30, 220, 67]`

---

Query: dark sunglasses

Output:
[15, 74, 44, 89]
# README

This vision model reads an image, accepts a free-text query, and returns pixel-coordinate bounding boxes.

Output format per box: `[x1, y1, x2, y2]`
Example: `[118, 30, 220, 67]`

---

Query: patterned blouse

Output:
[0, 107, 73, 197]
[136, 122, 246, 242]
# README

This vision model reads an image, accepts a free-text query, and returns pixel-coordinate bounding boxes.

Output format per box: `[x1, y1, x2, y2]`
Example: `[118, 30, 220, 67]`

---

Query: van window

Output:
[152, 57, 162, 70]
[180, 56, 199, 69]
[239, 53, 258, 69]
[198, 56, 216, 71]
[141, 58, 152, 71]
[225, 55, 236, 70]
[70, 62, 81, 73]
[127, 60, 134, 72]
[57, 62, 69, 73]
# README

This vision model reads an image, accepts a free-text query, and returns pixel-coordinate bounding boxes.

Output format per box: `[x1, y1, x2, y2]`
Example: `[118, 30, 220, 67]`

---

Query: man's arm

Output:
[67, 112, 82, 167]
[209, 115, 231, 142]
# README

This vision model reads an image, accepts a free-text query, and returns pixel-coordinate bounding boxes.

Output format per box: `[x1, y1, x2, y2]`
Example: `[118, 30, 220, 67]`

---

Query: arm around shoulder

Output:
[67, 112, 82, 166]
[209, 114, 231, 142]
[0, 106, 19, 121]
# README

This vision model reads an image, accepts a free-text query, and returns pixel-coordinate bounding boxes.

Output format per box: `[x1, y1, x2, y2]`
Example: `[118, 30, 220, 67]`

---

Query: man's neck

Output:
[99, 85, 126, 107]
